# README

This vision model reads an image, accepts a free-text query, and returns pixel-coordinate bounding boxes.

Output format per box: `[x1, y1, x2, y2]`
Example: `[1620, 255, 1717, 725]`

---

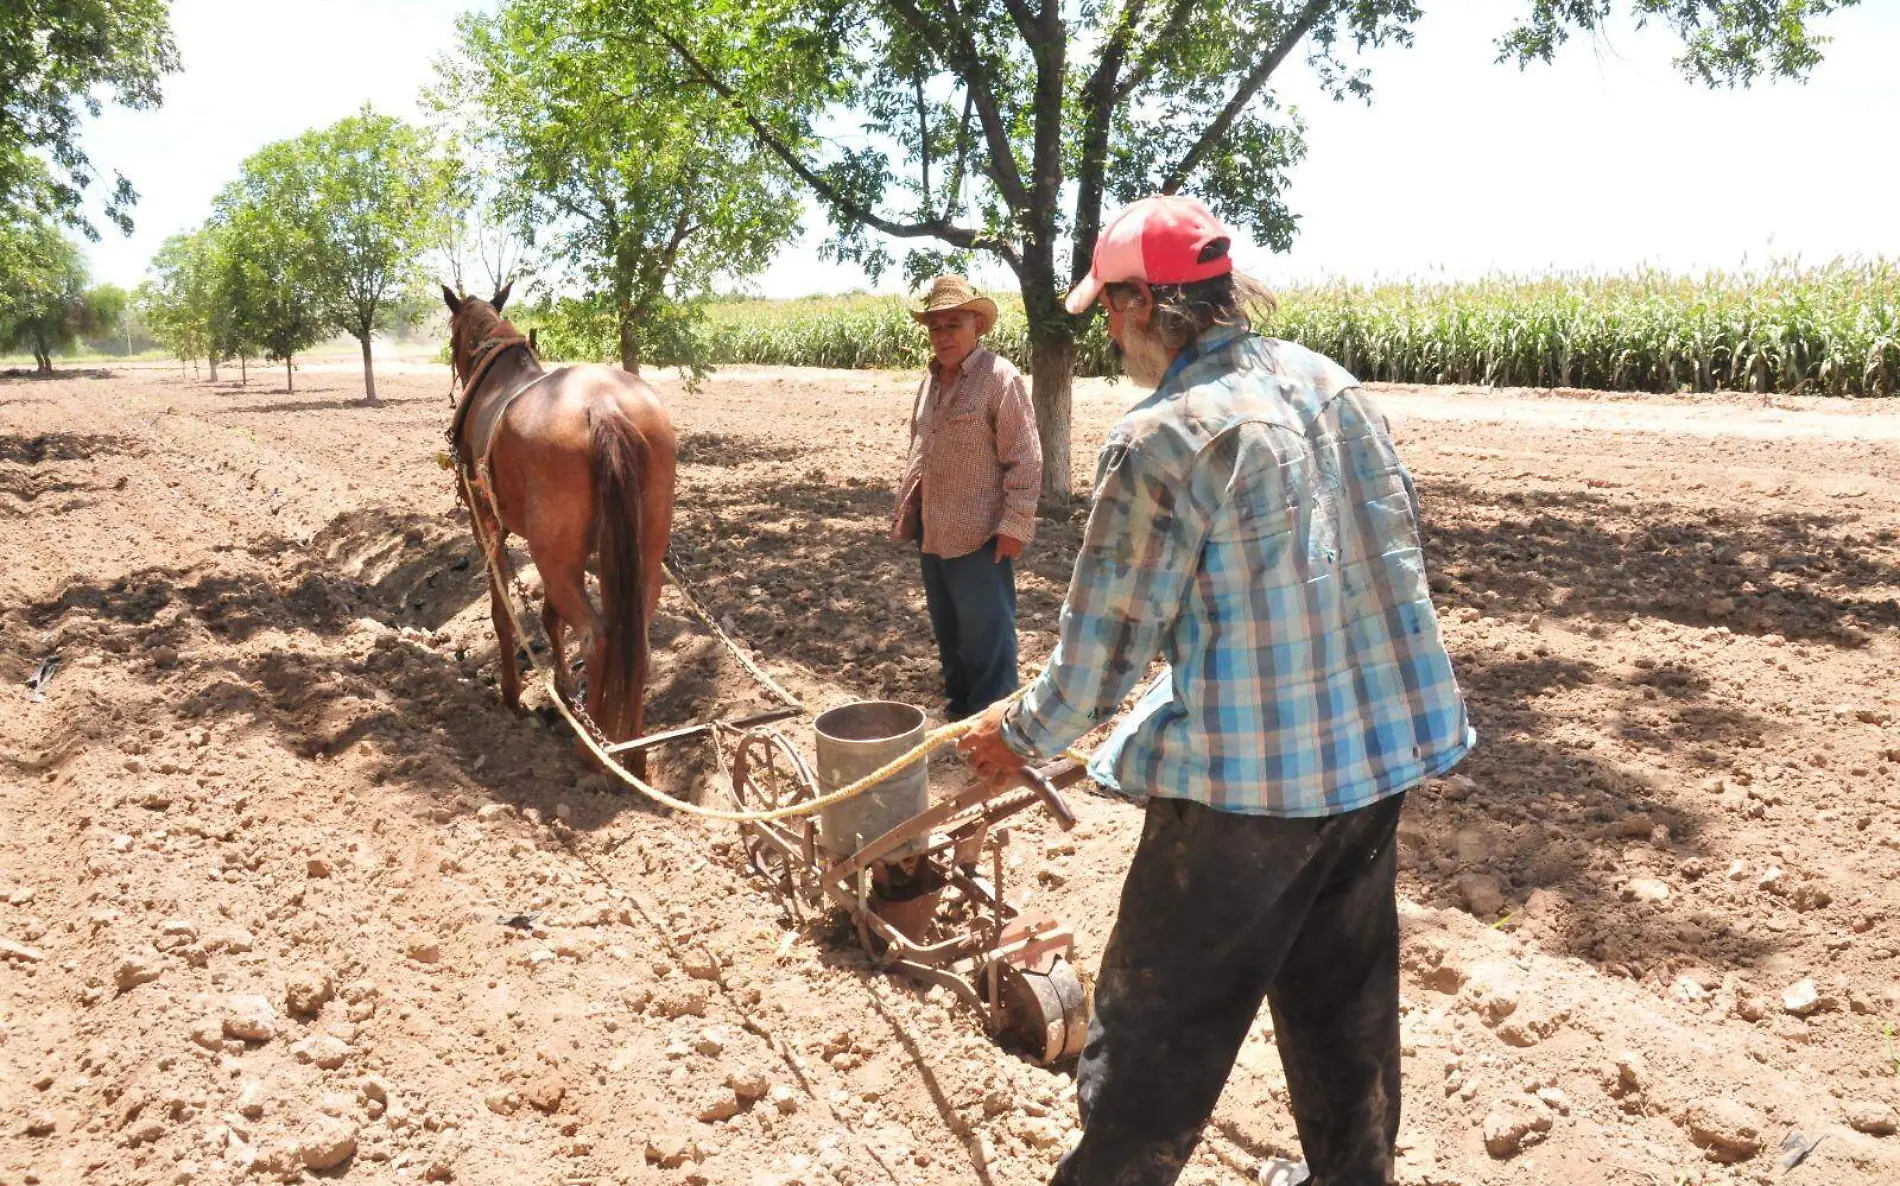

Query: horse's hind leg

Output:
[533, 547, 604, 726]
[542, 600, 573, 704]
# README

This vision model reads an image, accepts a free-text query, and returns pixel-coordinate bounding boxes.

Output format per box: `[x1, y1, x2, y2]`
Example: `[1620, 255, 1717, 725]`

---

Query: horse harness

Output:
[447, 332, 551, 510]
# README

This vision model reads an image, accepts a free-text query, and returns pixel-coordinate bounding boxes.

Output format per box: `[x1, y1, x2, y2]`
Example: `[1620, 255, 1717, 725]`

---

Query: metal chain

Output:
[658, 558, 802, 709]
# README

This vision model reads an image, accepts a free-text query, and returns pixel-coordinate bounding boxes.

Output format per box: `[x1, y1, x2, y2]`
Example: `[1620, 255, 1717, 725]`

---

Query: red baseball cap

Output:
[1064, 195, 1234, 315]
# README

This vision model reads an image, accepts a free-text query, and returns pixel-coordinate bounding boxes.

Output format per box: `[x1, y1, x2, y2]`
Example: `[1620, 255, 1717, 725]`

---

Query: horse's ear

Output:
[442, 284, 462, 315]
[491, 280, 512, 313]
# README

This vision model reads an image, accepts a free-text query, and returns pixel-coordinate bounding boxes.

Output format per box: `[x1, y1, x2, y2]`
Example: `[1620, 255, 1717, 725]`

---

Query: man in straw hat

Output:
[890, 274, 1042, 723]
[960, 196, 1474, 1186]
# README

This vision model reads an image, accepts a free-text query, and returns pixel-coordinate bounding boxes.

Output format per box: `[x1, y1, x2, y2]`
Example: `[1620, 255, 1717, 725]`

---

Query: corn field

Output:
[678, 260, 1899, 397]
[692, 293, 1118, 375]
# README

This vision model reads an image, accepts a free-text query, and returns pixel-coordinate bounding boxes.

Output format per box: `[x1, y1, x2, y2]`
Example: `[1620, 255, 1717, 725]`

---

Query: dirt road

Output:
[2, 359, 1897, 1185]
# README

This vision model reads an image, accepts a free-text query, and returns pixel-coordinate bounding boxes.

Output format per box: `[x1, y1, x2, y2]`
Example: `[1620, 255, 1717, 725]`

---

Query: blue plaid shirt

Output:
[1002, 326, 1473, 816]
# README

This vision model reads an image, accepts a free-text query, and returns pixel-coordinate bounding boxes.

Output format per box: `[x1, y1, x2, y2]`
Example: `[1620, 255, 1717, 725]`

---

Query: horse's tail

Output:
[591, 407, 649, 743]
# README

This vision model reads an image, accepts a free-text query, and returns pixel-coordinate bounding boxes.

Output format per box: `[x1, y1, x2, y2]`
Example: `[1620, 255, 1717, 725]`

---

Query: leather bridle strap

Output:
[458, 333, 535, 406]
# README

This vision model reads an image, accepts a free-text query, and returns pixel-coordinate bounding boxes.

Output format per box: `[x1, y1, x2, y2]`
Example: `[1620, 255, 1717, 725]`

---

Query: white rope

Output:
[455, 463, 1017, 822]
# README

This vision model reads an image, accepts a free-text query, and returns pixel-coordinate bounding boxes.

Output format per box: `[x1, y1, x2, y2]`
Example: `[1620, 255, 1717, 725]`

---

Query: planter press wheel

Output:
[997, 958, 1089, 1065]
[728, 726, 818, 905]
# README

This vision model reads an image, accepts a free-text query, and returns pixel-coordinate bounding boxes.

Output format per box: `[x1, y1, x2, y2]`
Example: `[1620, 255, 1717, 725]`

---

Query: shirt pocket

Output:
[937, 408, 993, 449]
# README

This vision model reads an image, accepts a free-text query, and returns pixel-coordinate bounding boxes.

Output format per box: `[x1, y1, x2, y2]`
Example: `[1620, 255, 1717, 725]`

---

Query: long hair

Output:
[1105, 270, 1278, 352]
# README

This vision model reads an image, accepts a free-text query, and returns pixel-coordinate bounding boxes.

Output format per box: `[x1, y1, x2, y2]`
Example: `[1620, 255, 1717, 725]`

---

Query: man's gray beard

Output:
[1118, 326, 1175, 389]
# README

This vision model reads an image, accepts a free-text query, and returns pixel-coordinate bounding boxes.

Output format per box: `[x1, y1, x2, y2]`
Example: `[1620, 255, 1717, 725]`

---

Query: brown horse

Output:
[442, 283, 677, 775]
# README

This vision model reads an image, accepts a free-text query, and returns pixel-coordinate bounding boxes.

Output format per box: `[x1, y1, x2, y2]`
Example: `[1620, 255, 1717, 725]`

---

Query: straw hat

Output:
[908, 275, 997, 336]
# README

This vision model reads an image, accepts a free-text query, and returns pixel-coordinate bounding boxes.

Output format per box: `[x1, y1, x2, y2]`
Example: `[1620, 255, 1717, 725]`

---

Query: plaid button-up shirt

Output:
[1002, 326, 1473, 817]
[890, 346, 1042, 558]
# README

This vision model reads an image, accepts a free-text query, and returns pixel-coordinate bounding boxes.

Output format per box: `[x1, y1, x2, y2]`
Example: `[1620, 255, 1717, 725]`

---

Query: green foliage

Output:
[638, 0, 1859, 497]
[212, 166, 327, 382]
[433, 0, 806, 372]
[292, 110, 449, 344]
[131, 109, 448, 392]
[688, 262, 1900, 398]
[195, 109, 447, 394]
[506, 293, 714, 373]
[0, 216, 91, 369]
[664, 0, 1861, 286]
[83, 283, 129, 344]
[138, 227, 223, 366]
[437, 153, 531, 298]
[222, 108, 448, 396]
[1499, 1, 1862, 87]
[0, 0, 180, 236]
[688, 291, 1115, 374]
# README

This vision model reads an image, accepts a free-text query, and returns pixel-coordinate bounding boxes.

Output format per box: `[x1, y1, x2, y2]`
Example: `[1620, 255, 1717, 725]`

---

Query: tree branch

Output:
[883, 0, 1031, 210]
[1161, 0, 1332, 194]
[635, 21, 1018, 265]
[999, 0, 1040, 42]
[658, 208, 695, 279]
[550, 191, 604, 231]
[1113, 0, 1193, 101]
[1019, 1, 1065, 236]
[915, 75, 931, 220]
[942, 88, 975, 220]
[1072, 0, 1148, 283]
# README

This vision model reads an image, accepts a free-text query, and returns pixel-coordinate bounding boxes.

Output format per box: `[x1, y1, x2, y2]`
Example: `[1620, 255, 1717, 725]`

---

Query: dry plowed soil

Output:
[3, 359, 1898, 1186]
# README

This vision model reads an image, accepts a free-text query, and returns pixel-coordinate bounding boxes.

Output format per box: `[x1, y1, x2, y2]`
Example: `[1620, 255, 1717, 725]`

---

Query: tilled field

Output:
[2, 358, 1898, 1186]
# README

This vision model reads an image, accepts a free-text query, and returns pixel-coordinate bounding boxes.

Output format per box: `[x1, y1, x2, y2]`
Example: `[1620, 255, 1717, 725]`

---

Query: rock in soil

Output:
[1846, 1101, 1898, 1137]
[1782, 979, 1823, 1016]
[297, 1117, 358, 1170]
[289, 1034, 352, 1069]
[1483, 1097, 1554, 1158]
[520, 1074, 566, 1114]
[1682, 1097, 1765, 1163]
[285, 967, 334, 1015]
[221, 995, 278, 1042]
[646, 1134, 702, 1168]
[114, 950, 164, 992]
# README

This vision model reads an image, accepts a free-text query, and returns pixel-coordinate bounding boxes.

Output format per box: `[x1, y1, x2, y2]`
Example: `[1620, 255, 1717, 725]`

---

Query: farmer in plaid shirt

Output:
[962, 197, 1474, 1186]
[890, 275, 1042, 721]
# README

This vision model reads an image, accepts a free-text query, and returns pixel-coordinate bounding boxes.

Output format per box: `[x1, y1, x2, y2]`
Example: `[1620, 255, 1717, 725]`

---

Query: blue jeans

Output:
[919, 537, 1018, 719]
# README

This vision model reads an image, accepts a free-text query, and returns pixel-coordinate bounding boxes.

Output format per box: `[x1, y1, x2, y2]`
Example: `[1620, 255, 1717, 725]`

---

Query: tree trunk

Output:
[359, 333, 378, 402]
[1029, 331, 1076, 504]
[35, 348, 52, 374]
[1019, 262, 1075, 504]
[240, 355, 247, 386]
[208, 355, 219, 382]
[617, 305, 642, 375]
[285, 357, 294, 395]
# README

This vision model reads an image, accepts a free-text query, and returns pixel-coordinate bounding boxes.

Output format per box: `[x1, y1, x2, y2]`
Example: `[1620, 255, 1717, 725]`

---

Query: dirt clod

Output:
[1483, 1097, 1554, 1159]
[221, 995, 277, 1042]
[8, 363, 1900, 1186]
[285, 966, 334, 1015]
[297, 1117, 358, 1170]
[1682, 1097, 1765, 1163]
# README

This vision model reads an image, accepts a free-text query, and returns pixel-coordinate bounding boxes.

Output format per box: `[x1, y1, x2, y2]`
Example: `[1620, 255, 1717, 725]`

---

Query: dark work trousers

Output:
[1051, 792, 1407, 1186]
[918, 537, 1018, 719]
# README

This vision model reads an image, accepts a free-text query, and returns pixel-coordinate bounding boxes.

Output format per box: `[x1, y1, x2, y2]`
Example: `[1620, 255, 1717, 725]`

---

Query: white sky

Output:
[80, 0, 1900, 297]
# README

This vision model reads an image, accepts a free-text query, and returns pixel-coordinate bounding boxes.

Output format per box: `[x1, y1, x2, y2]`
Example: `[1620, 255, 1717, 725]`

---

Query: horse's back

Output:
[532, 364, 674, 449]
[491, 362, 675, 530]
